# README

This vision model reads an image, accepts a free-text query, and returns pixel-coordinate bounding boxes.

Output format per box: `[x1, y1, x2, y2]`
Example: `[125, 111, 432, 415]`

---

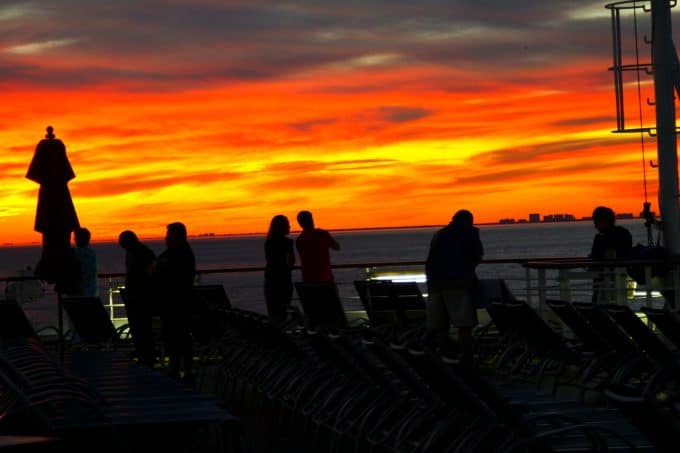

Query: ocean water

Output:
[0, 219, 650, 315]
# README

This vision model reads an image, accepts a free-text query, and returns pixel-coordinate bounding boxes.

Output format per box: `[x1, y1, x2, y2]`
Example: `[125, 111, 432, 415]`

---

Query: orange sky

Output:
[0, 2, 675, 244]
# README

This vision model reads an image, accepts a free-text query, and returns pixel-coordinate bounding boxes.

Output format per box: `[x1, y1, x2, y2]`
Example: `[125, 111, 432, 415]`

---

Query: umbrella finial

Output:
[45, 126, 55, 139]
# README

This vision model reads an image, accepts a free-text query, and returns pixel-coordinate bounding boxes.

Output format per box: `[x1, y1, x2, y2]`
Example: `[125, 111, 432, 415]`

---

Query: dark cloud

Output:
[475, 137, 637, 166]
[377, 106, 432, 123]
[288, 118, 337, 132]
[551, 116, 614, 127]
[0, 1, 622, 90]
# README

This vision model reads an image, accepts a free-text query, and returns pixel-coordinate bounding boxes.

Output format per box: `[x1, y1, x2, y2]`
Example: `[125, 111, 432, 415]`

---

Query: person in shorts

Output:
[425, 209, 483, 366]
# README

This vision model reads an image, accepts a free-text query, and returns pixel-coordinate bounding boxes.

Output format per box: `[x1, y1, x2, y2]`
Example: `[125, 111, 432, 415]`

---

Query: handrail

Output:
[0, 256, 676, 283]
[524, 257, 678, 269]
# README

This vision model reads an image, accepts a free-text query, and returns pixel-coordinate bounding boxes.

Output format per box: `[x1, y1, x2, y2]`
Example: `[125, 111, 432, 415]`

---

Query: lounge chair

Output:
[640, 306, 680, 349]
[191, 285, 231, 346]
[60, 297, 127, 347]
[354, 280, 425, 328]
[0, 299, 39, 340]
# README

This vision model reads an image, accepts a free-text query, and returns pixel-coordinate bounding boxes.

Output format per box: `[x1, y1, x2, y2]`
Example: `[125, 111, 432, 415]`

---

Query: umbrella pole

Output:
[57, 291, 64, 361]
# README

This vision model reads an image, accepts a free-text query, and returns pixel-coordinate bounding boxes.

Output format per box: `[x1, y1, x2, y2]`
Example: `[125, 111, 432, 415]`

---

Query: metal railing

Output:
[1, 257, 678, 330]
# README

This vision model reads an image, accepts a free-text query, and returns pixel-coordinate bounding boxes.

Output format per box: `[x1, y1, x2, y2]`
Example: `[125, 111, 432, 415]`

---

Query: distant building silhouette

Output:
[529, 213, 540, 223]
[543, 213, 575, 222]
[616, 213, 634, 219]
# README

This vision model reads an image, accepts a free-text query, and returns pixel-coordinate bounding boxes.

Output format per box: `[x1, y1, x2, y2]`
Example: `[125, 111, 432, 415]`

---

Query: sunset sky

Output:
[0, 1, 675, 244]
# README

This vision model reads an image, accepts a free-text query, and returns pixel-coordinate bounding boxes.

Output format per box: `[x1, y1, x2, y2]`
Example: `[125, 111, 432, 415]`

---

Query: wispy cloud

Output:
[0, 4, 39, 21]
[5, 38, 81, 55]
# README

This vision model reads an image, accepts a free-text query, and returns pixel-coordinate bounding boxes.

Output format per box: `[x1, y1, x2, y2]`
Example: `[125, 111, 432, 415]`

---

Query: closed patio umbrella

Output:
[26, 126, 80, 293]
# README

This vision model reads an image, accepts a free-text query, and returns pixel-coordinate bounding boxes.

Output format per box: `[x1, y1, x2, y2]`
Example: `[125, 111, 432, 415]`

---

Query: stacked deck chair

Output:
[600, 304, 680, 452]
[205, 305, 651, 452]
[484, 299, 585, 388]
[571, 303, 655, 386]
[64, 350, 243, 452]
[189, 284, 236, 391]
[546, 300, 642, 398]
[0, 299, 244, 452]
[640, 306, 680, 349]
[541, 300, 680, 452]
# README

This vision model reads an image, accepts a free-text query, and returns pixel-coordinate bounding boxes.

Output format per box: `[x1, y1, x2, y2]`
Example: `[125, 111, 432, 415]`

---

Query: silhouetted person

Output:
[590, 206, 632, 303]
[119, 230, 156, 366]
[153, 222, 196, 383]
[425, 209, 483, 367]
[264, 215, 295, 325]
[26, 126, 80, 292]
[72, 227, 98, 297]
[296, 210, 340, 282]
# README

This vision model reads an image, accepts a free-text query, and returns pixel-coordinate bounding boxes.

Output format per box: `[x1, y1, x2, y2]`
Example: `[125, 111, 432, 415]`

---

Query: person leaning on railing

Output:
[425, 209, 483, 368]
[589, 206, 632, 304]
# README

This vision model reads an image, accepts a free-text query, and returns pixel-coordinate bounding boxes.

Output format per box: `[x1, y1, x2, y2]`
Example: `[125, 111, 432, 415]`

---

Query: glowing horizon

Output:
[0, 1, 675, 245]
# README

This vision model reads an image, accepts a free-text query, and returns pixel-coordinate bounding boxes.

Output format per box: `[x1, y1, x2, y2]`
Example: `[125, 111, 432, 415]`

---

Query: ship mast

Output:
[608, 0, 680, 254]
[651, 0, 680, 255]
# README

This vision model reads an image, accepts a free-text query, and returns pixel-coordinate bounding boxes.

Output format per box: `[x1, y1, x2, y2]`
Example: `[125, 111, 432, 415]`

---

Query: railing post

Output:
[644, 265, 653, 308]
[108, 277, 115, 321]
[537, 268, 547, 313]
[615, 267, 627, 305]
[525, 266, 533, 306]
[558, 268, 571, 302]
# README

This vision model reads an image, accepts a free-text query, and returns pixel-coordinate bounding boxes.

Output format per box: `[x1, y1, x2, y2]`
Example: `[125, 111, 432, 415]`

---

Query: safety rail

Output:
[1, 257, 678, 330]
[524, 257, 679, 316]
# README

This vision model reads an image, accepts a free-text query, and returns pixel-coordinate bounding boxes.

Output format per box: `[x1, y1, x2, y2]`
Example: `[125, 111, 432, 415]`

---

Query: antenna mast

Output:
[608, 0, 680, 254]
[651, 0, 680, 254]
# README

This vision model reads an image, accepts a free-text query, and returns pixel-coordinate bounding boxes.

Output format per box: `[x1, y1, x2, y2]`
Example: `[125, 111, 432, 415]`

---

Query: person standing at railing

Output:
[119, 230, 156, 367]
[152, 222, 196, 384]
[589, 206, 632, 304]
[425, 209, 483, 368]
[296, 210, 340, 282]
[71, 227, 98, 297]
[264, 215, 296, 325]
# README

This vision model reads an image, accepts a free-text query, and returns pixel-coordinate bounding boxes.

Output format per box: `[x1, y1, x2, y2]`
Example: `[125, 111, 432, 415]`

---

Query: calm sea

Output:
[0, 219, 649, 315]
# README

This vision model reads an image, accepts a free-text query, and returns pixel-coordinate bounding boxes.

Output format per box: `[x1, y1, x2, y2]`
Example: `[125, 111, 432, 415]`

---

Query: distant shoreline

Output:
[1, 217, 644, 248]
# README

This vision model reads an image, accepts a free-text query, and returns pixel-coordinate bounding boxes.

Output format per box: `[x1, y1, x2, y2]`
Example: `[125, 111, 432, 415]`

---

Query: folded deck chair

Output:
[354, 280, 407, 326]
[386, 282, 426, 326]
[606, 304, 676, 367]
[0, 299, 38, 340]
[60, 297, 124, 346]
[354, 280, 425, 327]
[191, 285, 231, 345]
[475, 279, 516, 307]
[640, 306, 680, 349]
[294, 282, 348, 330]
[192, 285, 231, 311]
